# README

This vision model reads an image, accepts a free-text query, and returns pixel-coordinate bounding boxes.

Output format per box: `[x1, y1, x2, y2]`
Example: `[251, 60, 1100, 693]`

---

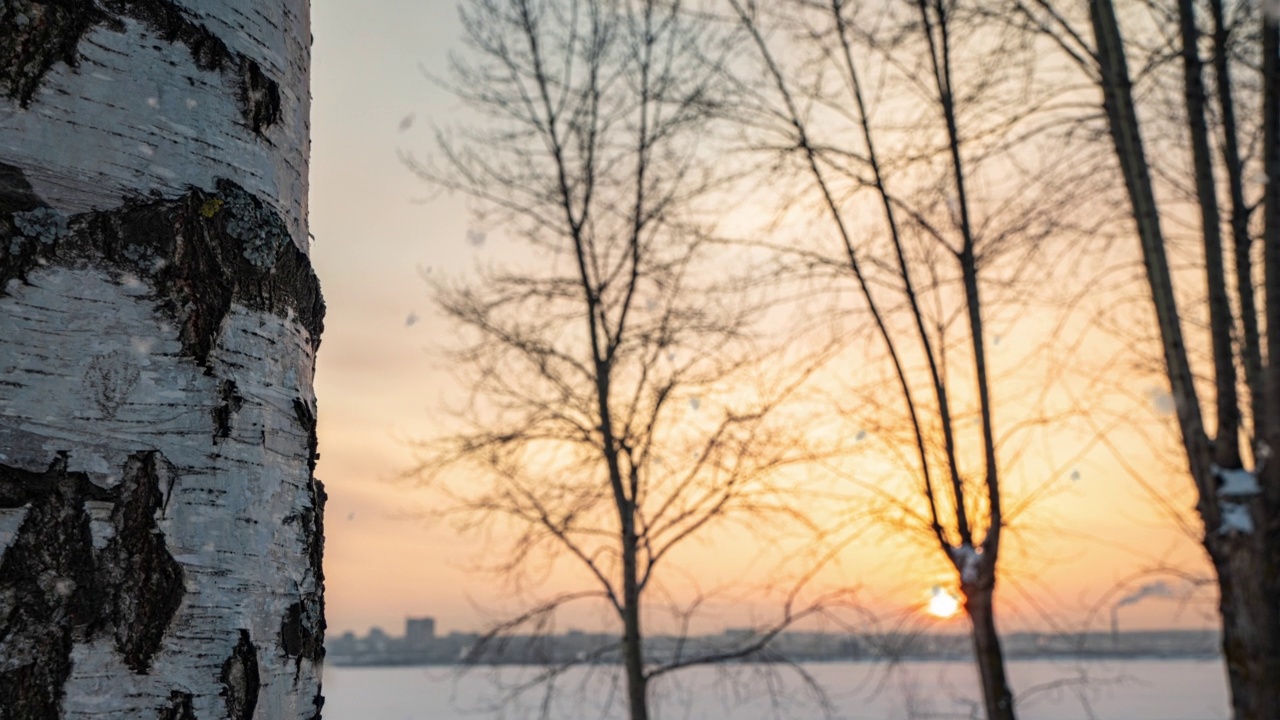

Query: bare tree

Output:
[1000, 0, 1280, 716]
[721, 1, 1103, 717]
[405, 2, 845, 719]
[0, 0, 325, 717]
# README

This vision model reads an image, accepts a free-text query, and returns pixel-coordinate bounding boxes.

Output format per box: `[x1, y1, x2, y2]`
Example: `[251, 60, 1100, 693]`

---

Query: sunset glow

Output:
[928, 587, 961, 619]
[308, 0, 1218, 641]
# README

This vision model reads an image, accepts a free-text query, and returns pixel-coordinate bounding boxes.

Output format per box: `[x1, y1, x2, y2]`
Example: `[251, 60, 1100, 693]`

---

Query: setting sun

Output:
[928, 587, 961, 619]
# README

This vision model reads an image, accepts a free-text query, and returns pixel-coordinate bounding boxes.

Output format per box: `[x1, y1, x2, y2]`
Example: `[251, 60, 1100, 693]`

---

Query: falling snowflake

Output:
[1070, 468, 1081, 481]
[645, 298, 658, 311]
[689, 396, 701, 411]
[855, 430, 867, 442]
[467, 229, 486, 247]
[1146, 387, 1175, 415]
[399, 113, 415, 132]
[406, 311, 419, 327]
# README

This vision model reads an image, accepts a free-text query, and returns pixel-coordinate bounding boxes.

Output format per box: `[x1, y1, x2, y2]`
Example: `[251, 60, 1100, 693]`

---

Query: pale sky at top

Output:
[306, 0, 1217, 640]
[310, 0, 479, 637]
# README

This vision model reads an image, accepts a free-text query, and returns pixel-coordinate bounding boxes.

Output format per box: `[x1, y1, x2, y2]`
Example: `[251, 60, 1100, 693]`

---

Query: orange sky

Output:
[307, 0, 1219, 640]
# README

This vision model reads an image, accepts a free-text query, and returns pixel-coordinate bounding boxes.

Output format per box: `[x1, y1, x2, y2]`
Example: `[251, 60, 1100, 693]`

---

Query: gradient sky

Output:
[307, 0, 1217, 640]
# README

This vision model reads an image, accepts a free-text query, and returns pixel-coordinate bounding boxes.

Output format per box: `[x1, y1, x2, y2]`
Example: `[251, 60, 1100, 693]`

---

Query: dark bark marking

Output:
[308, 690, 325, 720]
[0, 0, 110, 108]
[239, 55, 281, 134]
[281, 393, 326, 679]
[0, 451, 187, 699]
[293, 397, 319, 472]
[213, 379, 244, 442]
[0, 161, 49, 214]
[0, 179, 325, 369]
[158, 691, 196, 720]
[279, 598, 323, 662]
[0, 455, 105, 720]
[220, 629, 260, 720]
[281, 477, 326, 671]
[97, 451, 185, 673]
[0, 0, 282, 134]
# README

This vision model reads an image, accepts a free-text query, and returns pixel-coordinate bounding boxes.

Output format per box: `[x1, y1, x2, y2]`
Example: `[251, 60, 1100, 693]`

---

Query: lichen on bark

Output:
[0, 179, 325, 368]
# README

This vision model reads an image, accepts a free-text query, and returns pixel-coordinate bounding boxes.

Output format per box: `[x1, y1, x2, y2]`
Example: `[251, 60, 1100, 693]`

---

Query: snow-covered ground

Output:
[322, 658, 1229, 720]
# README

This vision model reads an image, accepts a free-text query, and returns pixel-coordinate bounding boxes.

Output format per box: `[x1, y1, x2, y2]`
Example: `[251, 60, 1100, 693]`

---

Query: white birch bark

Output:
[0, 1, 325, 718]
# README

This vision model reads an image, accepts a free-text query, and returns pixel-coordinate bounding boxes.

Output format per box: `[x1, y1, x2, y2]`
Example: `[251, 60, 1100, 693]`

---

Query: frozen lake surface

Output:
[322, 659, 1229, 720]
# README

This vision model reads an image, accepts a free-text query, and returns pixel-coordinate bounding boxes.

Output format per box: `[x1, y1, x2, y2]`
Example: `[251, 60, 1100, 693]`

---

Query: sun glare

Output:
[927, 586, 961, 619]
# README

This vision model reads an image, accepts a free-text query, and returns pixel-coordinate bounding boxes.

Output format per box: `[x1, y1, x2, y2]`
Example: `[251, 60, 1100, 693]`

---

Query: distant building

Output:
[406, 617, 437, 649]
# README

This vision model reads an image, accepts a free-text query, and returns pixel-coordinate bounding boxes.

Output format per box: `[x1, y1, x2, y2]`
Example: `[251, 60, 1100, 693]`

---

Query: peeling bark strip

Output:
[221, 629, 261, 720]
[0, 0, 281, 132]
[0, 179, 325, 365]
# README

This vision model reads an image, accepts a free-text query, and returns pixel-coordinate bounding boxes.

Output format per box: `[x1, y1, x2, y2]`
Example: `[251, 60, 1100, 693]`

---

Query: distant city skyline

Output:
[326, 614, 1221, 668]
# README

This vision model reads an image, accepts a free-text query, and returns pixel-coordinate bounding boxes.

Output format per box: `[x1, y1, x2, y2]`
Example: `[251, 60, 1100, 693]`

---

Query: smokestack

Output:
[1110, 581, 1175, 648]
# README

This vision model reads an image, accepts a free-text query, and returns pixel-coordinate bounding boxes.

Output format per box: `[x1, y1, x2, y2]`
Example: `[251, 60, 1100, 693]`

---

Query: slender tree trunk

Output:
[1177, 0, 1240, 467]
[1208, 0, 1263, 426]
[0, 1, 325, 718]
[622, 533, 649, 720]
[962, 580, 1015, 720]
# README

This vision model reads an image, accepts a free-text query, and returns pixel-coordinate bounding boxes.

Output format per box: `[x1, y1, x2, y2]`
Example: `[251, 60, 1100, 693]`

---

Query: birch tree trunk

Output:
[0, 1, 325, 718]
